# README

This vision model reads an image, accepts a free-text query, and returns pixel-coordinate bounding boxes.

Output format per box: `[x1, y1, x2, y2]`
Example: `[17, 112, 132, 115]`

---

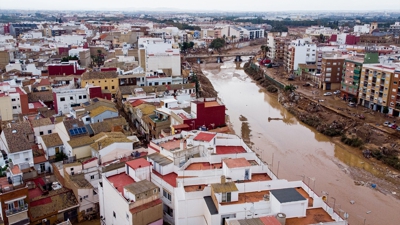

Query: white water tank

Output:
[276, 213, 286, 225]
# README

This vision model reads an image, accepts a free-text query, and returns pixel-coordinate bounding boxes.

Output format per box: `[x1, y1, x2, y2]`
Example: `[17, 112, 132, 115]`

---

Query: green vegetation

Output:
[371, 149, 400, 171]
[284, 84, 296, 92]
[55, 152, 68, 162]
[341, 135, 363, 147]
[91, 50, 105, 67]
[61, 55, 79, 62]
[179, 42, 194, 52]
[209, 38, 226, 52]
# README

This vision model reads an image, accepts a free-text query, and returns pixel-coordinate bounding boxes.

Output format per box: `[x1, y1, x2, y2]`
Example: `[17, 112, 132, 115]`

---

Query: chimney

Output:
[221, 175, 226, 184]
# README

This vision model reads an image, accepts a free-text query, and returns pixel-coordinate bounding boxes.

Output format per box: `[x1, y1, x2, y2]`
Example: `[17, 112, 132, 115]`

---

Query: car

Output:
[396, 126, 400, 131]
[287, 77, 294, 81]
[390, 124, 398, 129]
[323, 92, 332, 96]
[384, 121, 390, 126]
[333, 90, 341, 95]
[348, 102, 356, 107]
[52, 182, 62, 190]
[303, 83, 311, 87]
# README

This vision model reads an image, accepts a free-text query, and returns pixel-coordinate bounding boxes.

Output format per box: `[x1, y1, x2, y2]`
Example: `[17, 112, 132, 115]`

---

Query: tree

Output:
[319, 33, 325, 43]
[284, 84, 297, 92]
[58, 17, 62, 23]
[209, 38, 226, 52]
[231, 35, 236, 43]
[383, 106, 389, 115]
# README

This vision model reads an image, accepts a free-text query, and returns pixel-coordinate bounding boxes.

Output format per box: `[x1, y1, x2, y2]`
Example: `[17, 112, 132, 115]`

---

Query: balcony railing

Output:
[354, 69, 361, 74]
[5, 204, 28, 216]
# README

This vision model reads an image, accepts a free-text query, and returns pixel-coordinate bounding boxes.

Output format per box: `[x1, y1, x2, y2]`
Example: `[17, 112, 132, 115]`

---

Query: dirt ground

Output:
[193, 43, 400, 201]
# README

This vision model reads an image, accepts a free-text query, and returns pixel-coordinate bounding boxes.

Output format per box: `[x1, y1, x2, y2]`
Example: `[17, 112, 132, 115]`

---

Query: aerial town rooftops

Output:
[2, 121, 33, 153]
[124, 179, 157, 195]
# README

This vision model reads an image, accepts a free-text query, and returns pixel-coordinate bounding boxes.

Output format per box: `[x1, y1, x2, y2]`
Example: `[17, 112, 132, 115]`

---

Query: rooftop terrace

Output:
[216, 146, 247, 154]
[107, 173, 135, 196]
[286, 208, 334, 225]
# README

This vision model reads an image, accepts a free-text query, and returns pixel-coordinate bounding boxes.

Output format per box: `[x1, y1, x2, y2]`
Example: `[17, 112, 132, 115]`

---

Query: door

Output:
[55, 147, 60, 154]
[40, 163, 45, 173]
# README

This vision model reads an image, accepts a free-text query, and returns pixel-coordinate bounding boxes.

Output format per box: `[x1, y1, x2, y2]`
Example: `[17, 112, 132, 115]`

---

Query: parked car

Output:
[390, 124, 398, 129]
[324, 92, 333, 96]
[384, 121, 390, 126]
[303, 83, 311, 87]
[396, 126, 400, 131]
[348, 102, 356, 107]
[333, 90, 341, 95]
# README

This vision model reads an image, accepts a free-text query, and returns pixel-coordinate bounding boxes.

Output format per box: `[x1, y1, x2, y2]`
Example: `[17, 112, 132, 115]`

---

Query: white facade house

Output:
[52, 35, 86, 45]
[98, 158, 163, 225]
[353, 24, 371, 35]
[53, 88, 89, 115]
[6, 62, 42, 76]
[144, 131, 346, 225]
[287, 38, 317, 72]
[138, 37, 181, 76]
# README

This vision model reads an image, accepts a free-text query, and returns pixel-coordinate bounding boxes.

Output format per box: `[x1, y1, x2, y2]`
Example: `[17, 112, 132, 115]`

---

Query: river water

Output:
[202, 59, 400, 225]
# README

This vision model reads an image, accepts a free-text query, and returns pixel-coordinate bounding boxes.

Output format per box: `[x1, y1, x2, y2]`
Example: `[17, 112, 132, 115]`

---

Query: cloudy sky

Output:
[1, 0, 399, 11]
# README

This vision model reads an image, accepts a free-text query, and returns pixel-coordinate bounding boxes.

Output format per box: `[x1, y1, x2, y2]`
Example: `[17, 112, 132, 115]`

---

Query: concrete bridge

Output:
[183, 52, 258, 63]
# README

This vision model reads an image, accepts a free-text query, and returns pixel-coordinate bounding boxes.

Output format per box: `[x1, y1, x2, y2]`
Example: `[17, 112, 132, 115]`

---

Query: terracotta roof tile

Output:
[40, 133, 63, 148]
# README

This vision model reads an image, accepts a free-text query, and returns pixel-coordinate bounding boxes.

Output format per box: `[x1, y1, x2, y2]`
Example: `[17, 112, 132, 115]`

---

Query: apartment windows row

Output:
[60, 95, 87, 101]
[39, 130, 52, 135]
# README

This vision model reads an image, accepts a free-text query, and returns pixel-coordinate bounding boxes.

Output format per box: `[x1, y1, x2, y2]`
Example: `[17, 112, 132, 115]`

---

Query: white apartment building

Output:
[138, 37, 181, 76]
[146, 131, 346, 225]
[267, 32, 288, 61]
[305, 26, 339, 37]
[353, 24, 371, 35]
[53, 88, 89, 115]
[285, 38, 317, 73]
[98, 158, 163, 225]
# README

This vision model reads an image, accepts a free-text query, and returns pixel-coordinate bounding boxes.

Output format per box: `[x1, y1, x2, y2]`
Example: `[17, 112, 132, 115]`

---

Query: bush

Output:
[266, 85, 278, 93]
[322, 128, 342, 137]
[341, 135, 363, 147]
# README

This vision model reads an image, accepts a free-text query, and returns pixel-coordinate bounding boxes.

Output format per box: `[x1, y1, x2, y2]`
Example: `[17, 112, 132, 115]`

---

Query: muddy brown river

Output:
[202, 59, 400, 225]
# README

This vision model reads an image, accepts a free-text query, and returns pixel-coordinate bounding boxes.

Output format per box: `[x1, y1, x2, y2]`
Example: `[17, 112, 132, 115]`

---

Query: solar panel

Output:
[77, 128, 83, 133]
[92, 98, 99, 103]
[74, 128, 81, 135]
[83, 102, 90, 106]
[69, 129, 76, 136]
[81, 127, 87, 133]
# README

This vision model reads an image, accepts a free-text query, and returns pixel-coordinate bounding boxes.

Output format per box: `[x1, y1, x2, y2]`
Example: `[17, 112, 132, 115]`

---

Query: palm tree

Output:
[284, 84, 297, 92]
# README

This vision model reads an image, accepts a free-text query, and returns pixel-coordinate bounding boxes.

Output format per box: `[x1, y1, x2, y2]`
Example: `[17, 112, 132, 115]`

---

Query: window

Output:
[163, 189, 171, 201]
[18, 199, 25, 207]
[86, 208, 93, 212]
[12, 106, 17, 109]
[84, 195, 88, 199]
[394, 81, 398, 85]
[105, 86, 108, 90]
[8, 203, 14, 210]
[112, 86, 115, 90]
[222, 192, 231, 202]
[126, 213, 129, 220]
[79, 95, 82, 99]
[11, 98, 16, 101]
[155, 82, 159, 85]
[40, 131, 44, 135]
[90, 175, 95, 179]
[48, 130, 52, 134]
[60, 97, 65, 102]
[113, 211, 116, 218]
[83, 95, 87, 99]
[98, 81, 101, 83]
[70, 96, 74, 100]
[86, 118, 90, 121]
[93, 190, 97, 195]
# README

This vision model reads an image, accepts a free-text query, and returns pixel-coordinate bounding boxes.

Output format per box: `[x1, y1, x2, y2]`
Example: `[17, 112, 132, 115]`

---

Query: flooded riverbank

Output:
[201, 59, 400, 225]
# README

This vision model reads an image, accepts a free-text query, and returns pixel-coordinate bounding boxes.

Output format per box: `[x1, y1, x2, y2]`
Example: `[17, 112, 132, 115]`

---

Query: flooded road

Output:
[202, 59, 400, 225]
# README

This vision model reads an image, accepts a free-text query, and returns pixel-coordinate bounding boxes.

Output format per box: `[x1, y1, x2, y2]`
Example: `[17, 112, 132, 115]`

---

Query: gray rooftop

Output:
[204, 196, 218, 215]
[270, 188, 306, 203]
[125, 179, 157, 195]
[147, 152, 173, 166]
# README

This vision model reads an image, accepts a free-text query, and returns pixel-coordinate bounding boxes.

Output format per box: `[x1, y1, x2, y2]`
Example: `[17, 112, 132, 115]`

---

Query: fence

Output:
[250, 63, 285, 89]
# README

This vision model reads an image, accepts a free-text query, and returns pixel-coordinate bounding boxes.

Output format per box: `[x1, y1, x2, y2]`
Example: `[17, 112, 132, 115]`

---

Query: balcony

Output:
[5, 204, 28, 216]
[354, 69, 361, 74]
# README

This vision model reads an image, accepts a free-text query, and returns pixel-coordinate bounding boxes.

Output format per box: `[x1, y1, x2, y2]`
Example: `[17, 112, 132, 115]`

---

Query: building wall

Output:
[193, 102, 225, 130]
[320, 58, 344, 90]
[91, 110, 118, 123]
[0, 187, 29, 225]
[131, 202, 163, 225]
[388, 71, 400, 116]
[54, 89, 88, 114]
[81, 78, 119, 95]
[0, 96, 13, 121]
[33, 124, 55, 137]
[100, 175, 131, 225]
[72, 145, 92, 159]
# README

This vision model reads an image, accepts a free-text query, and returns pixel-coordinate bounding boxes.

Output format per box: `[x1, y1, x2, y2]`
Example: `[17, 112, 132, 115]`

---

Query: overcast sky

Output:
[1, 0, 399, 11]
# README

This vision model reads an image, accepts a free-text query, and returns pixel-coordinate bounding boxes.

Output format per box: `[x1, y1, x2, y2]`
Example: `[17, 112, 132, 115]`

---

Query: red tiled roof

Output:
[130, 99, 145, 107]
[216, 146, 247, 154]
[107, 173, 135, 195]
[259, 216, 282, 225]
[39, 79, 51, 85]
[11, 165, 21, 174]
[126, 158, 151, 170]
[193, 132, 216, 142]
[130, 199, 162, 214]
[172, 124, 190, 129]
[152, 170, 177, 187]
[99, 33, 108, 40]
[33, 155, 47, 164]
